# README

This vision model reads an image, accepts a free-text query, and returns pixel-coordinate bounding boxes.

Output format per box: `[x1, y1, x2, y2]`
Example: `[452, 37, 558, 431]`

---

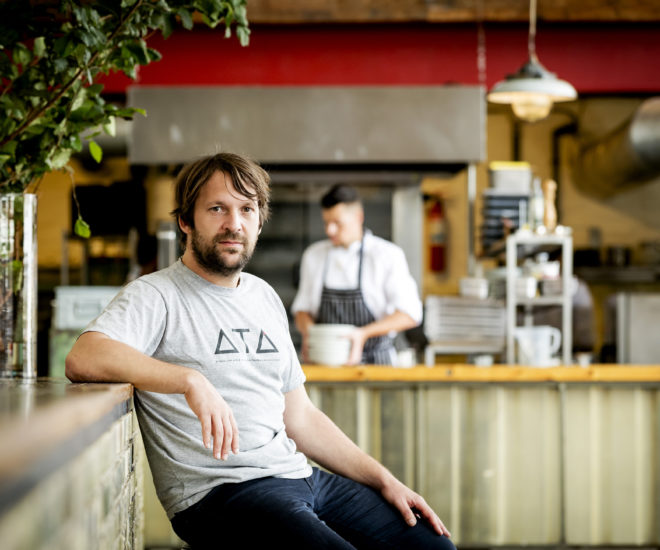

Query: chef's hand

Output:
[301, 333, 310, 363]
[184, 370, 239, 460]
[294, 312, 314, 363]
[346, 327, 368, 365]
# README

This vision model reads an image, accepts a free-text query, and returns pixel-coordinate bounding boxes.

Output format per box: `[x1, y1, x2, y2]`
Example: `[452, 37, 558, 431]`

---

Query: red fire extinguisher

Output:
[428, 197, 447, 273]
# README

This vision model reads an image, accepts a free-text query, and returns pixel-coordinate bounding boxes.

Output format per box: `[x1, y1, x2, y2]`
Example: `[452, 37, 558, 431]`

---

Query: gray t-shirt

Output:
[84, 260, 312, 518]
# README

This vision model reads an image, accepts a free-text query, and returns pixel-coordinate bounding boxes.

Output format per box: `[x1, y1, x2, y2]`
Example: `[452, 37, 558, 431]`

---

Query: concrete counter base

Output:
[0, 379, 142, 550]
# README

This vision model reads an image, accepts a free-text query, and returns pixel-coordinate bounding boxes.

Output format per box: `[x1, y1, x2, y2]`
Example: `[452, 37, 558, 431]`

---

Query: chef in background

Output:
[292, 184, 422, 365]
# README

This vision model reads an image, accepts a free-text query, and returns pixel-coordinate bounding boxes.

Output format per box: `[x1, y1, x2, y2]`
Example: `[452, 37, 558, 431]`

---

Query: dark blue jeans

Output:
[171, 467, 456, 549]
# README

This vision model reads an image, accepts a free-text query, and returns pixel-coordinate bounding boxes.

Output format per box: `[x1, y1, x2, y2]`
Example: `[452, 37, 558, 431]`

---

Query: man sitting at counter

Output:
[292, 184, 422, 365]
[66, 152, 453, 549]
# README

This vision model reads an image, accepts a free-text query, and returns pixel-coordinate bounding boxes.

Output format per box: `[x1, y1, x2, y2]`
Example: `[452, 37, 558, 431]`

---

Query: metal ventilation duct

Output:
[127, 86, 485, 166]
[576, 97, 660, 197]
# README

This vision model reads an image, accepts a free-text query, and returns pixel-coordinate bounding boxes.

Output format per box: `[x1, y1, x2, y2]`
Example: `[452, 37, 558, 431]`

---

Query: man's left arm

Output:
[283, 385, 451, 537]
[346, 310, 417, 365]
[345, 244, 422, 364]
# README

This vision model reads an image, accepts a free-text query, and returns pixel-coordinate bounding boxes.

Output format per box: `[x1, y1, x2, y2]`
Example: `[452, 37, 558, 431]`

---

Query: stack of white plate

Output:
[424, 296, 505, 348]
[307, 324, 355, 366]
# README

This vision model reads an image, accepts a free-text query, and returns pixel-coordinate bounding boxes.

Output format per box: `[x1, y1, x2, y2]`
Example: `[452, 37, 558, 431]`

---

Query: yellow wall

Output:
[36, 157, 134, 268]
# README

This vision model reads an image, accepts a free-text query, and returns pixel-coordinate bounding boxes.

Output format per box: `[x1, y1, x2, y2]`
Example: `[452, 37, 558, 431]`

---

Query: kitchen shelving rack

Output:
[505, 230, 574, 364]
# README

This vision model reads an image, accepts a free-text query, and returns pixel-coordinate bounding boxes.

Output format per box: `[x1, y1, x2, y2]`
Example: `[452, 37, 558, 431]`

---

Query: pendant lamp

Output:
[487, 0, 577, 122]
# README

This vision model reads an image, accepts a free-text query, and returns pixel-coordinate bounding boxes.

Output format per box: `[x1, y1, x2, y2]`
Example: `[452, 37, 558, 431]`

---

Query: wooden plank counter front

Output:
[303, 364, 660, 382]
[301, 364, 660, 547]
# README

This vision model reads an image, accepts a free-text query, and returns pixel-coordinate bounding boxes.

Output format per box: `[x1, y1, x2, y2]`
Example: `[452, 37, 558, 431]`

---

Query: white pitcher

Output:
[514, 325, 561, 367]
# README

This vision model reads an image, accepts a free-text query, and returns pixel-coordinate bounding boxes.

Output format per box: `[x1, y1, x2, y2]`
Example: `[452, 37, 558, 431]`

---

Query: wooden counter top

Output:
[0, 379, 132, 484]
[302, 364, 660, 383]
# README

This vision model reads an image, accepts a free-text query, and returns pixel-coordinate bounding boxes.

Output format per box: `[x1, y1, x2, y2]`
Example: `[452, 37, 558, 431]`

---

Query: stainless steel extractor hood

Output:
[127, 85, 485, 165]
[575, 97, 660, 197]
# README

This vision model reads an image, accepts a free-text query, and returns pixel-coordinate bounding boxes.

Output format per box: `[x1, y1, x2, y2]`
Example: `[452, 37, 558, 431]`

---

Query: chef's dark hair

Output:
[171, 152, 271, 248]
[321, 184, 361, 209]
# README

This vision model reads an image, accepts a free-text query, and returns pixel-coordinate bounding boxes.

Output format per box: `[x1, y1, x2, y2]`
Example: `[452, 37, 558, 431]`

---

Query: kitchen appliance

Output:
[53, 286, 121, 330]
[49, 286, 122, 377]
[481, 189, 529, 252]
[616, 292, 660, 364]
[488, 161, 532, 194]
[128, 86, 485, 165]
[156, 220, 179, 269]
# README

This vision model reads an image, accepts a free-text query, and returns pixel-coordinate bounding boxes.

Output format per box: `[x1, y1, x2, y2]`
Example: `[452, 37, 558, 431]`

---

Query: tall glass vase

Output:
[0, 193, 37, 378]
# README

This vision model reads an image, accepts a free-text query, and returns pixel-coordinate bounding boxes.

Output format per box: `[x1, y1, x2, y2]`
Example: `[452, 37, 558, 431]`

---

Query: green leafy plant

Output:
[0, 0, 249, 199]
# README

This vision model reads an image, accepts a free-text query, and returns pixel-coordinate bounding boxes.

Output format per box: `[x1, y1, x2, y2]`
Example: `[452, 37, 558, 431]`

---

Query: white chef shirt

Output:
[291, 230, 423, 324]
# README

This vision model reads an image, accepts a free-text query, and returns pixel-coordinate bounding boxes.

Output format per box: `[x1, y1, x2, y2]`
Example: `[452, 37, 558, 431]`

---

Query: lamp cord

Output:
[528, 0, 538, 61]
[476, 0, 487, 87]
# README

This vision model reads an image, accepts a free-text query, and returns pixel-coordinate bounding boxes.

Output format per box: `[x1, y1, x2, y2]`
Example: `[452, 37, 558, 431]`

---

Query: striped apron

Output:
[316, 237, 395, 365]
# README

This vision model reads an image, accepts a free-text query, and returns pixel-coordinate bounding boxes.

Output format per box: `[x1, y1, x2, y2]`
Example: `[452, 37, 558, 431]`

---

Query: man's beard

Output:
[190, 229, 255, 277]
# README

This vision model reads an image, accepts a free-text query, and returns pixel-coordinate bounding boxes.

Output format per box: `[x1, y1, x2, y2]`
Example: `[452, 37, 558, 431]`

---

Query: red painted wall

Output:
[100, 24, 660, 94]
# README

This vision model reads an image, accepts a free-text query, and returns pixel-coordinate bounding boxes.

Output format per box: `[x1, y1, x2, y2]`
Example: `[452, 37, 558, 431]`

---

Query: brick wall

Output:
[0, 410, 144, 550]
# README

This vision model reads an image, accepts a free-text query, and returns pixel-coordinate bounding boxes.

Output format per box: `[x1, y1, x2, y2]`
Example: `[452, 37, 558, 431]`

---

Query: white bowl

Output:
[307, 335, 350, 345]
[308, 324, 355, 337]
[308, 348, 350, 366]
[307, 325, 354, 365]
[308, 339, 350, 353]
[459, 277, 489, 299]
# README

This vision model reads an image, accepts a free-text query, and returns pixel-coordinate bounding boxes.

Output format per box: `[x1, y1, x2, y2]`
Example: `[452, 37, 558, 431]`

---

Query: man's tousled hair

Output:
[171, 152, 271, 247]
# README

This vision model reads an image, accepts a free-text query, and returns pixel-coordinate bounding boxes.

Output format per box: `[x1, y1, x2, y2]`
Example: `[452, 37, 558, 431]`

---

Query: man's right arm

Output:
[294, 311, 315, 336]
[66, 331, 239, 460]
[294, 311, 315, 362]
[291, 245, 325, 362]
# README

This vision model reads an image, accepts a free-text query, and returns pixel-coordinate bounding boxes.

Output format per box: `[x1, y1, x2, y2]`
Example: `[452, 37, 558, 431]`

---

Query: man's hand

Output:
[294, 312, 315, 363]
[380, 477, 452, 538]
[184, 371, 239, 460]
[301, 333, 310, 363]
[346, 327, 368, 365]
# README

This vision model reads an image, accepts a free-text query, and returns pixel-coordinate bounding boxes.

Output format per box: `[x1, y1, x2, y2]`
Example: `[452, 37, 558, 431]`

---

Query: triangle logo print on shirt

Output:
[256, 331, 278, 353]
[214, 329, 239, 354]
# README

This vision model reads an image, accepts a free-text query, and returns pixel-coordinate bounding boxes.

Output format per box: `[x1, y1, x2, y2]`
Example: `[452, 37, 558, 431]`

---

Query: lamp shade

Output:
[488, 56, 577, 122]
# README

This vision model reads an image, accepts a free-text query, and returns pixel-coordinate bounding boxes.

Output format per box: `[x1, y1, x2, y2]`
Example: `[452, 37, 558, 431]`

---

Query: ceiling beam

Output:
[245, 0, 660, 23]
